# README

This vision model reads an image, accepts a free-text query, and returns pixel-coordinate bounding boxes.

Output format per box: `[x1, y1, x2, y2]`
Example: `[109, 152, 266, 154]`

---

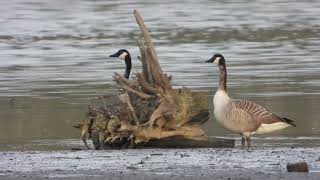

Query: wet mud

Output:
[0, 147, 319, 180]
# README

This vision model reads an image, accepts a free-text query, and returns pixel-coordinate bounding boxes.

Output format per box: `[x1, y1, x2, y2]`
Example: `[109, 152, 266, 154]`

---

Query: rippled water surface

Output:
[0, 0, 320, 149]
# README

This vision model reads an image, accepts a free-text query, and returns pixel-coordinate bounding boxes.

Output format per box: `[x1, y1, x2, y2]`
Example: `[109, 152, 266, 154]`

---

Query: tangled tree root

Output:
[75, 10, 233, 150]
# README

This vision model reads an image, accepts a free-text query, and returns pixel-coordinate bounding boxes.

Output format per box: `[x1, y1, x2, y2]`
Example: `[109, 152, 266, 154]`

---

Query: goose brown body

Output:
[206, 54, 296, 148]
[221, 98, 295, 134]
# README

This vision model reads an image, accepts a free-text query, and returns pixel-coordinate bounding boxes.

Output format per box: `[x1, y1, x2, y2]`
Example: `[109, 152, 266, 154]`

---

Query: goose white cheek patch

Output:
[213, 57, 221, 64]
[119, 52, 128, 60]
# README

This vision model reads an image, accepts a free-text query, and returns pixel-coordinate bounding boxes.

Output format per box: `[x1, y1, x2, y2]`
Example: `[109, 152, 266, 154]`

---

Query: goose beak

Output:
[109, 53, 118, 57]
[205, 58, 213, 63]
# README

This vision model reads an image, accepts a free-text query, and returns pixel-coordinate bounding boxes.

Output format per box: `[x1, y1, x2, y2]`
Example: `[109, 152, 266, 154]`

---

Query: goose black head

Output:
[110, 49, 131, 60]
[109, 49, 132, 79]
[205, 53, 225, 65]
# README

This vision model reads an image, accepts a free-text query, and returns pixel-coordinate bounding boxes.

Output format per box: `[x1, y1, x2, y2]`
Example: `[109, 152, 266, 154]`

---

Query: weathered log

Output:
[134, 10, 171, 91]
[139, 137, 235, 148]
[138, 42, 153, 84]
[75, 9, 234, 149]
[134, 10, 161, 73]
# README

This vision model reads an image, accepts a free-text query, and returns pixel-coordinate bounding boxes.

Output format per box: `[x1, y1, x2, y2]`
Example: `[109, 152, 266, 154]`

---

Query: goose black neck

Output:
[124, 55, 132, 79]
[218, 62, 227, 91]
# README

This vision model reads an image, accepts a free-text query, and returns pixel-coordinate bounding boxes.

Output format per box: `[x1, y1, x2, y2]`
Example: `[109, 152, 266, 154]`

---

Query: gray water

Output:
[0, 0, 320, 150]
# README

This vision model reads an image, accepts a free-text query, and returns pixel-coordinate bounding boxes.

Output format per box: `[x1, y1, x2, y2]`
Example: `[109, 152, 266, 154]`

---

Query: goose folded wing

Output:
[231, 99, 294, 126]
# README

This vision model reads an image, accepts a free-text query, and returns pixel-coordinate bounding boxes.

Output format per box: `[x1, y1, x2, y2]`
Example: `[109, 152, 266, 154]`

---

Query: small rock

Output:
[287, 162, 309, 172]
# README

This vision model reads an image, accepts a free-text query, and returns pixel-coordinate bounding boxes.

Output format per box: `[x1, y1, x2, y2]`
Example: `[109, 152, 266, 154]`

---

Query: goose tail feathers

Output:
[282, 117, 296, 127]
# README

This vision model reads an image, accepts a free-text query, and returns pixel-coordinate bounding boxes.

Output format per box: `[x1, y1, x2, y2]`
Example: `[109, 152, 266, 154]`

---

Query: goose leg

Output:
[246, 136, 251, 148]
[241, 136, 246, 148]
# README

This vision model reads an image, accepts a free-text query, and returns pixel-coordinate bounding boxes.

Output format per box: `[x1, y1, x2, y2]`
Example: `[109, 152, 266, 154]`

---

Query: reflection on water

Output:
[0, 0, 320, 150]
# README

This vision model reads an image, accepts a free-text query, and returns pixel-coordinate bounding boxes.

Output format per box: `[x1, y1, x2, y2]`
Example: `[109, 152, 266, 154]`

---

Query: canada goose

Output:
[206, 54, 296, 148]
[110, 49, 132, 79]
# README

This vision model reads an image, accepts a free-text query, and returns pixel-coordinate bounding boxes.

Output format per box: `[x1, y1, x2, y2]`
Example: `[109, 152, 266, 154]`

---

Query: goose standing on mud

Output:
[205, 54, 296, 148]
[110, 49, 132, 79]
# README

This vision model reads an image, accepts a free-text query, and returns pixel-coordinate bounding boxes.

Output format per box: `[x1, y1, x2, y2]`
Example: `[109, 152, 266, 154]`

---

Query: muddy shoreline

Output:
[1, 147, 319, 180]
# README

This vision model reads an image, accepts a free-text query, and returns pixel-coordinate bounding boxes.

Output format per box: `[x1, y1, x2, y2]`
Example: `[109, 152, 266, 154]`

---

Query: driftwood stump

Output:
[75, 10, 234, 149]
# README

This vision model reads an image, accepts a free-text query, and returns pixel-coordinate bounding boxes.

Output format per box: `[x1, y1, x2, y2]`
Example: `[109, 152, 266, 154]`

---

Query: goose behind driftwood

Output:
[205, 54, 296, 148]
[110, 49, 132, 79]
